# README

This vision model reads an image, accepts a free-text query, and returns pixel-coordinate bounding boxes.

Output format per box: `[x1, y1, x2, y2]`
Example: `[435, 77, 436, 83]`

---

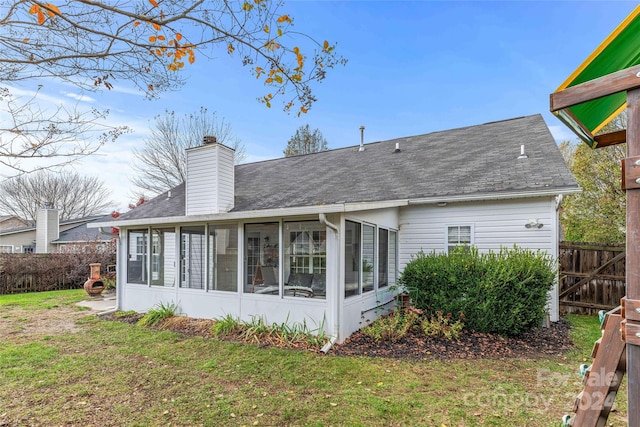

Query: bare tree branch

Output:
[0, 169, 114, 221]
[131, 107, 246, 195]
[0, 1, 344, 175]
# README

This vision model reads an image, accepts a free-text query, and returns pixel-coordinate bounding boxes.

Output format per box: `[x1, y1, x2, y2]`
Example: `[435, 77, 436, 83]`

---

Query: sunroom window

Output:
[180, 226, 205, 289]
[389, 230, 397, 286]
[127, 229, 148, 284]
[378, 228, 388, 289]
[208, 224, 238, 292]
[344, 220, 361, 297]
[245, 223, 279, 294]
[362, 224, 375, 293]
[284, 221, 326, 299]
[151, 228, 176, 287]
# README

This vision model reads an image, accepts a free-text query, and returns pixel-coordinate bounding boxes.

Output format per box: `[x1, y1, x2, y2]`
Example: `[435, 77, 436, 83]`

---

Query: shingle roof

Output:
[0, 214, 105, 235]
[51, 215, 114, 243]
[118, 114, 578, 221]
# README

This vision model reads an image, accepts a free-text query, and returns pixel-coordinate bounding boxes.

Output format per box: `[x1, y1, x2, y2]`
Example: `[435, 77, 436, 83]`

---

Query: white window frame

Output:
[445, 224, 474, 254]
[0, 245, 13, 253]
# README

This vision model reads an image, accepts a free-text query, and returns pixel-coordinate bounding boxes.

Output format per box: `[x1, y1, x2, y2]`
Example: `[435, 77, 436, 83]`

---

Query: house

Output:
[0, 215, 29, 232]
[93, 114, 579, 343]
[0, 209, 113, 254]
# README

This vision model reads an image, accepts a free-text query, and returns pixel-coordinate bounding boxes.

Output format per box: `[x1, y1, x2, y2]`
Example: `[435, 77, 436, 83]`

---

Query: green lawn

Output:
[0, 290, 628, 426]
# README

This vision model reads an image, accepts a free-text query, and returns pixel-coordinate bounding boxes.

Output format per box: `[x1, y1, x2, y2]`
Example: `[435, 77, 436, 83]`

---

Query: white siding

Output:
[398, 196, 560, 321]
[186, 143, 235, 215]
[35, 208, 59, 253]
[399, 197, 557, 267]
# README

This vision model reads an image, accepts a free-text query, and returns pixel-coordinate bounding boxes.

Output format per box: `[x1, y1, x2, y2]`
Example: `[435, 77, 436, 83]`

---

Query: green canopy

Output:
[553, 5, 640, 147]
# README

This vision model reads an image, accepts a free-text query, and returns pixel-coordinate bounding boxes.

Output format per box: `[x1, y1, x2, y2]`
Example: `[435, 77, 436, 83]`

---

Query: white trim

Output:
[409, 188, 580, 206]
[89, 188, 580, 230]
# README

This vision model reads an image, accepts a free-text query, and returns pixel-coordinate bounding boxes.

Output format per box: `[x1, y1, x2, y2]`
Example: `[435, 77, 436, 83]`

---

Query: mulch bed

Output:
[102, 312, 574, 360]
[332, 319, 574, 359]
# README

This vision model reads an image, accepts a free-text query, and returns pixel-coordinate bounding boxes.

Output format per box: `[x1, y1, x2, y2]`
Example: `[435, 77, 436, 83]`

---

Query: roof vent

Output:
[203, 135, 217, 145]
[394, 142, 401, 153]
[517, 144, 528, 159]
[359, 126, 365, 152]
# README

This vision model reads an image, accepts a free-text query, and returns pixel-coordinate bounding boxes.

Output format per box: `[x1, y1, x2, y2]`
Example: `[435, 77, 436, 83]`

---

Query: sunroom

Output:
[117, 208, 399, 342]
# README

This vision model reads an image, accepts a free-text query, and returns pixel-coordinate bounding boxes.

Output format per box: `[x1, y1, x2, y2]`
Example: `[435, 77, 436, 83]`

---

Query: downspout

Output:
[319, 213, 339, 353]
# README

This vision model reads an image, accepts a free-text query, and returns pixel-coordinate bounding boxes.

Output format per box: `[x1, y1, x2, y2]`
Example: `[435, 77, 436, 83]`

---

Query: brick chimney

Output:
[185, 136, 235, 215]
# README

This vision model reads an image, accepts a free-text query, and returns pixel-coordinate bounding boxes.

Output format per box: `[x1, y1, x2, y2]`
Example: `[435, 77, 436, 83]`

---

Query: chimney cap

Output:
[203, 135, 217, 145]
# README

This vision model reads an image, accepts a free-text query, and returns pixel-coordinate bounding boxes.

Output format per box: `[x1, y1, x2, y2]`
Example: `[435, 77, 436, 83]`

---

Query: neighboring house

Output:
[0, 209, 113, 254]
[0, 215, 29, 233]
[93, 114, 579, 343]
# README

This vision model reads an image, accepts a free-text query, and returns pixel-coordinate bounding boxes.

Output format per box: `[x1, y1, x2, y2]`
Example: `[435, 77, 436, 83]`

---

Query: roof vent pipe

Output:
[394, 142, 401, 153]
[517, 144, 528, 159]
[359, 126, 365, 152]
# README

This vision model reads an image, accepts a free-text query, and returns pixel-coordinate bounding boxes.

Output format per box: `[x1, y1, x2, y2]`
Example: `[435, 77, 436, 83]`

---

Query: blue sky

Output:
[5, 1, 638, 211]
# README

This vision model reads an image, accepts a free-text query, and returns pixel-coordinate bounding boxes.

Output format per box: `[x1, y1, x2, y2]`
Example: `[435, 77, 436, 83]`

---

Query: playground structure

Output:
[550, 5, 640, 426]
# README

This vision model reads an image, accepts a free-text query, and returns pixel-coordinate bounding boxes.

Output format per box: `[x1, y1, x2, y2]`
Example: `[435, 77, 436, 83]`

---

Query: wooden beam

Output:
[595, 129, 627, 147]
[560, 242, 625, 251]
[550, 64, 640, 112]
[559, 300, 617, 310]
[560, 272, 626, 281]
[626, 87, 640, 427]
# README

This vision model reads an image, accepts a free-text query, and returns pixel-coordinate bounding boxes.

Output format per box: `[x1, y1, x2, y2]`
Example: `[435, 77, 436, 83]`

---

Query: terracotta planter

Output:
[395, 293, 411, 311]
[84, 263, 105, 296]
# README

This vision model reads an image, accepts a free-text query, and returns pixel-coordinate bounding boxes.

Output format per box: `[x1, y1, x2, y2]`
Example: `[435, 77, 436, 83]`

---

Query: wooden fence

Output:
[0, 253, 115, 295]
[559, 241, 626, 314]
[0, 272, 78, 294]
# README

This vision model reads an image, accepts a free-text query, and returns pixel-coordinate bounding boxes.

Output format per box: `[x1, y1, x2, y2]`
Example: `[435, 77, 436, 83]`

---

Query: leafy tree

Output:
[0, 1, 345, 174]
[131, 108, 246, 195]
[560, 113, 626, 243]
[283, 124, 328, 157]
[0, 170, 113, 221]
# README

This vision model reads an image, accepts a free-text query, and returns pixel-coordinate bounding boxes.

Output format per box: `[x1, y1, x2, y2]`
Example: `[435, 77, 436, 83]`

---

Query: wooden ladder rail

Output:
[565, 307, 626, 427]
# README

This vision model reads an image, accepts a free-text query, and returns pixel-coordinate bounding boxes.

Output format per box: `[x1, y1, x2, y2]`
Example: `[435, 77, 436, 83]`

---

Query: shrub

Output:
[0, 246, 116, 295]
[399, 246, 556, 336]
[362, 308, 419, 342]
[421, 311, 465, 340]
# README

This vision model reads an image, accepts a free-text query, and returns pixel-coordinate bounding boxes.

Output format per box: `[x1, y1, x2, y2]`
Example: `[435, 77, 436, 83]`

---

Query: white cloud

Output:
[61, 91, 95, 103]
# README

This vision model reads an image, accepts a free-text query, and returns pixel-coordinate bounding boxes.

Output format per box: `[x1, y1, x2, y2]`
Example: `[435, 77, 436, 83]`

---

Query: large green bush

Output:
[398, 246, 556, 336]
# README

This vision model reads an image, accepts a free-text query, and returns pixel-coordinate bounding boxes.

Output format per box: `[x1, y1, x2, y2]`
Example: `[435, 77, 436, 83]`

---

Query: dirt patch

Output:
[0, 305, 90, 340]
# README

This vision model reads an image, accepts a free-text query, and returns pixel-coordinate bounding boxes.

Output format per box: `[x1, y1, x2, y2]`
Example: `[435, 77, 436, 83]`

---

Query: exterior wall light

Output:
[525, 219, 543, 229]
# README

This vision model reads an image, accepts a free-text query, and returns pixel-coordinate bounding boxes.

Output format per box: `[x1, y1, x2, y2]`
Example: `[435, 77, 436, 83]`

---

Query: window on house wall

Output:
[151, 228, 176, 287]
[447, 225, 473, 253]
[344, 220, 361, 297]
[208, 224, 238, 292]
[378, 228, 388, 289]
[362, 224, 375, 293]
[22, 245, 34, 254]
[389, 230, 397, 287]
[127, 229, 148, 284]
[244, 222, 279, 294]
[180, 226, 205, 289]
[0, 245, 13, 253]
[284, 221, 326, 299]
